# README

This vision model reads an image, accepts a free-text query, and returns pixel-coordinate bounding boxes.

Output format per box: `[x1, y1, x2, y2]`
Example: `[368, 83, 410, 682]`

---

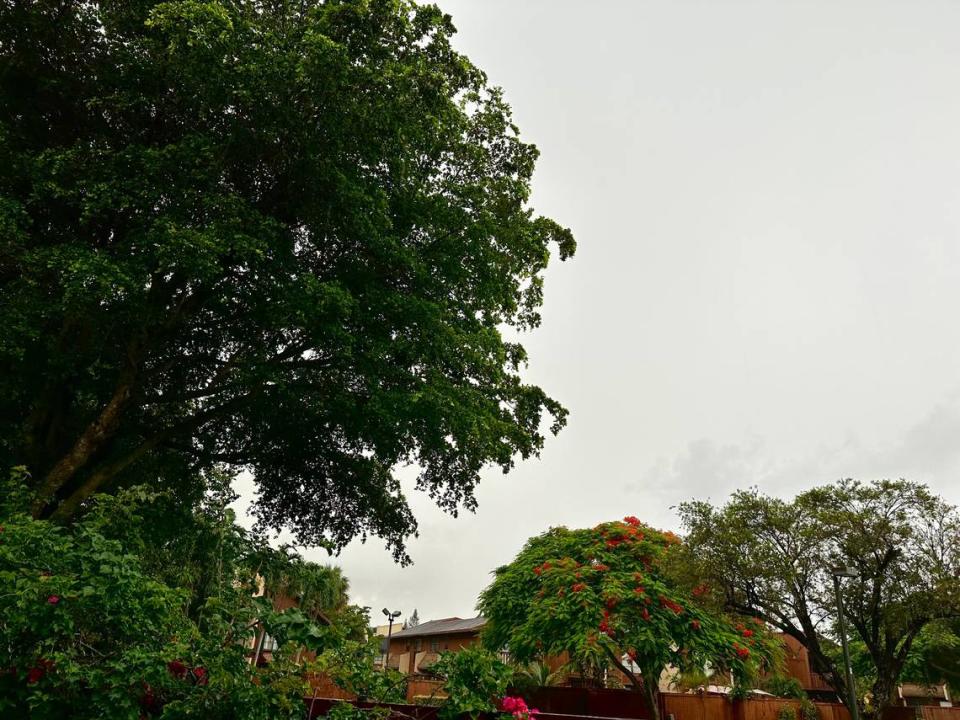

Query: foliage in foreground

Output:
[312, 638, 408, 704]
[478, 517, 781, 720]
[0, 0, 575, 562]
[679, 479, 960, 714]
[0, 470, 347, 719]
[431, 646, 514, 720]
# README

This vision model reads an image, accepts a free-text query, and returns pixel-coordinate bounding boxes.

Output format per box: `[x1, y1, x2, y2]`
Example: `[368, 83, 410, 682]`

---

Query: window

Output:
[261, 633, 279, 652]
[415, 639, 422, 652]
[430, 638, 439, 652]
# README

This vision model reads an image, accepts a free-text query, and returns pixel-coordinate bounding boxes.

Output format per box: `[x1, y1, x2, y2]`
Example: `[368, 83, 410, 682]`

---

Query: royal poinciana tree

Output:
[0, 0, 574, 559]
[478, 518, 779, 720]
[679, 480, 960, 715]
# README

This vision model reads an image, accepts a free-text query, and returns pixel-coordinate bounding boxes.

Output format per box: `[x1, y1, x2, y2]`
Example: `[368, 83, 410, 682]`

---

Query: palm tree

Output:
[513, 661, 566, 692]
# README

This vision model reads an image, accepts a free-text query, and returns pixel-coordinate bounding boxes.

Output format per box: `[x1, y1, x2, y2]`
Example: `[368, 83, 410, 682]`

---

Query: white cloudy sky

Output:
[239, 0, 960, 625]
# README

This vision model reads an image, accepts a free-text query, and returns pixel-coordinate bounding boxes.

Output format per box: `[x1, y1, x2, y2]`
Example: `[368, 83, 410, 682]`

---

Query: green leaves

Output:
[478, 518, 779, 711]
[431, 646, 513, 720]
[679, 479, 960, 713]
[1, 0, 574, 562]
[0, 477, 351, 718]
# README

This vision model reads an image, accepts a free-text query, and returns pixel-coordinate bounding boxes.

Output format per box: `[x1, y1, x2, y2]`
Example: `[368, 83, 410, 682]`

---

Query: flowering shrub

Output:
[0, 473, 342, 719]
[501, 695, 540, 720]
[479, 517, 782, 720]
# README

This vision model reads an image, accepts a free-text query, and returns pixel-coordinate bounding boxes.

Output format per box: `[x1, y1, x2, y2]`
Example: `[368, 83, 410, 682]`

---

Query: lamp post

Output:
[383, 608, 401, 672]
[832, 567, 860, 720]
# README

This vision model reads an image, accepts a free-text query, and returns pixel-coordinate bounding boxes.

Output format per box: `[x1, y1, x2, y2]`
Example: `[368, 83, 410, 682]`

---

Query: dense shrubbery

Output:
[0, 468, 351, 719]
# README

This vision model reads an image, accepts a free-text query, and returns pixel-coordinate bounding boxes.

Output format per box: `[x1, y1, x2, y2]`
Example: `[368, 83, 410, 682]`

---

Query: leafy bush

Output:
[431, 646, 513, 720]
[799, 699, 819, 720]
[312, 638, 407, 703]
[777, 707, 798, 720]
[0, 470, 341, 718]
[762, 675, 807, 699]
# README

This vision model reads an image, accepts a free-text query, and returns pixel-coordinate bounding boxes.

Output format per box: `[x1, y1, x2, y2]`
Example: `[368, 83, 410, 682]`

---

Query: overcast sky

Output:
[238, 0, 960, 625]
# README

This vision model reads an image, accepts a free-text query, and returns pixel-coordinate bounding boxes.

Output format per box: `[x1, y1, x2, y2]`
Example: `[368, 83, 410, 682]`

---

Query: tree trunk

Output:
[872, 672, 901, 716]
[643, 677, 662, 720]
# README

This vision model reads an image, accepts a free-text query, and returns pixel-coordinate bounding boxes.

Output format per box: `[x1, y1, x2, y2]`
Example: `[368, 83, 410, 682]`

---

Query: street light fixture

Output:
[383, 608, 402, 672]
[831, 567, 860, 720]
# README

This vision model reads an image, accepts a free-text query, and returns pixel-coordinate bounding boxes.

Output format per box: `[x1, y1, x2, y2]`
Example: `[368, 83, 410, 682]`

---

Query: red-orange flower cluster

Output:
[659, 596, 683, 615]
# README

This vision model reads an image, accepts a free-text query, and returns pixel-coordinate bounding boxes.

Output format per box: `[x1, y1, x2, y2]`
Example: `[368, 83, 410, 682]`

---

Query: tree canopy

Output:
[679, 479, 960, 714]
[478, 518, 780, 720]
[0, 0, 574, 560]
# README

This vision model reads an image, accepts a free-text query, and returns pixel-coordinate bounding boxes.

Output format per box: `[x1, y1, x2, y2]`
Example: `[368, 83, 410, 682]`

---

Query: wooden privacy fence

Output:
[304, 678, 960, 720]
[918, 708, 960, 720]
[663, 693, 733, 720]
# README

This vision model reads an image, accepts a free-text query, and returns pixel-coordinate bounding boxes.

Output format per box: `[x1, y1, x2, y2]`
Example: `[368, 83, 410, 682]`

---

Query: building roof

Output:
[390, 616, 486, 639]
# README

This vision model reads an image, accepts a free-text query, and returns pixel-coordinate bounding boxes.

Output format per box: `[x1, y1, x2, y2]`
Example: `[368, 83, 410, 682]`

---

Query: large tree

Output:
[478, 518, 779, 720]
[0, 0, 574, 560]
[679, 479, 960, 715]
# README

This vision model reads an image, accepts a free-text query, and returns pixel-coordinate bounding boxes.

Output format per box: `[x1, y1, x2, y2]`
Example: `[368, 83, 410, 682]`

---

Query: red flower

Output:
[633, 586, 645, 595]
[733, 644, 750, 659]
[624, 516, 641, 527]
[627, 649, 638, 661]
[192, 666, 208, 686]
[542, 561, 552, 570]
[691, 620, 701, 630]
[659, 596, 683, 614]
[167, 659, 188, 680]
[641, 608, 651, 621]
[692, 583, 710, 597]
[571, 583, 587, 593]
[606, 539, 621, 548]
[46, 595, 60, 605]
[594, 563, 610, 572]
[26, 666, 45, 684]
[742, 629, 754, 638]
[605, 597, 618, 609]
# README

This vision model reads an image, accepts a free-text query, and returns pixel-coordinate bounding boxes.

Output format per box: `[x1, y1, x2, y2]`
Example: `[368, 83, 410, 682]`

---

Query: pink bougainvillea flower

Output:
[46, 595, 60, 605]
